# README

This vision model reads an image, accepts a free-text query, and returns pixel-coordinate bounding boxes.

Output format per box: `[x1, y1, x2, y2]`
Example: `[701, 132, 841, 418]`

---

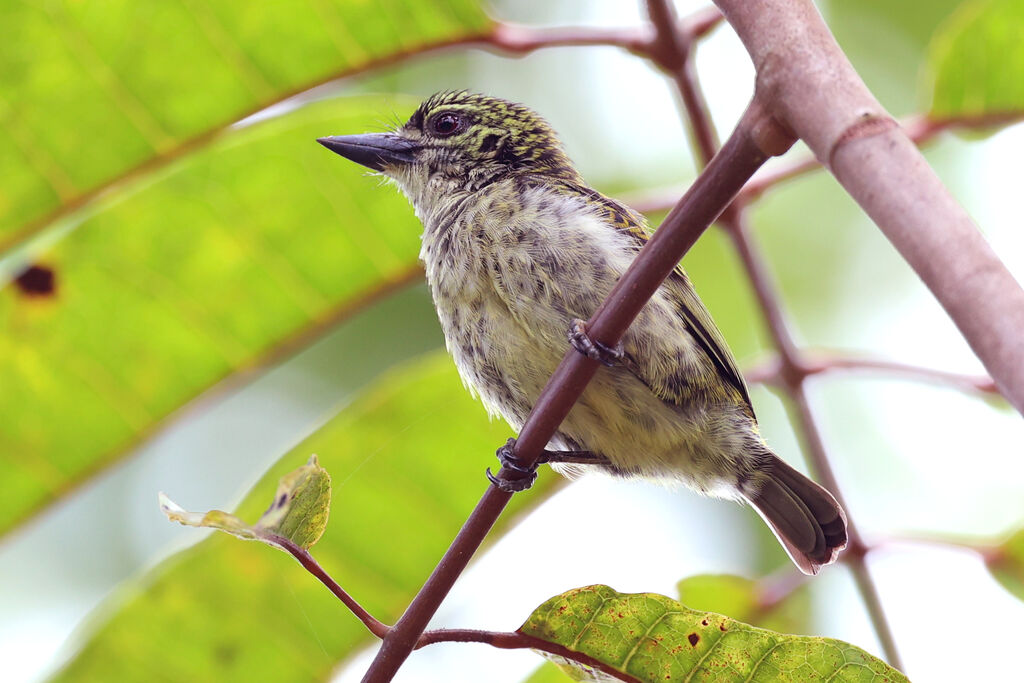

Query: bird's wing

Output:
[553, 180, 754, 414]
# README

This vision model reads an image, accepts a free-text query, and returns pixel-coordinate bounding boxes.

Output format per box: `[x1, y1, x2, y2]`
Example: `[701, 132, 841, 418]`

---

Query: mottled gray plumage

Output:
[318, 91, 847, 574]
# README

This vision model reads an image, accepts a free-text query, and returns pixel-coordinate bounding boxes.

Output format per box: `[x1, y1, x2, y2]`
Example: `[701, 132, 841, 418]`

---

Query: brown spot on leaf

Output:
[14, 264, 57, 298]
[701, 618, 709, 626]
[687, 633, 699, 646]
[719, 623, 727, 632]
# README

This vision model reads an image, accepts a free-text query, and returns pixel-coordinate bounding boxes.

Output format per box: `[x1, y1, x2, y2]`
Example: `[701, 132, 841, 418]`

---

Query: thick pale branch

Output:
[715, 0, 1024, 415]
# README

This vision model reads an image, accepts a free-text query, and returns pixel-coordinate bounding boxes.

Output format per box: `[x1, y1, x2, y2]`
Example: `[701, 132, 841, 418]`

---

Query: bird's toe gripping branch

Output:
[486, 438, 538, 493]
[568, 319, 624, 367]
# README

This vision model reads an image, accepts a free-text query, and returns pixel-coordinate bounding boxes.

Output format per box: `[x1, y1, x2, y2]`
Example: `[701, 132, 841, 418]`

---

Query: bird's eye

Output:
[427, 112, 465, 137]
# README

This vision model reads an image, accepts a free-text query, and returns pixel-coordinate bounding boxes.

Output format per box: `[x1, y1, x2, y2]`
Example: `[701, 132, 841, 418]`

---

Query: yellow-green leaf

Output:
[519, 585, 908, 683]
[52, 353, 564, 682]
[0, 0, 491, 245]
[677, 574, 811, 635]
[160, 454, 331, 550]
[928, 0, 1024, 118]
[0, 95, 423, 539]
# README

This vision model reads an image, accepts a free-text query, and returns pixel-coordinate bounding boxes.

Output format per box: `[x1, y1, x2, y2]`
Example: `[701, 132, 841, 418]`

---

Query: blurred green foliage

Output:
[0, 0, 1021, 681]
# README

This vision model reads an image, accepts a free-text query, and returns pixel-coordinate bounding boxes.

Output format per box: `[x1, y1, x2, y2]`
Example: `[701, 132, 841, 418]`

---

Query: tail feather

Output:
[744, 455, 848, 575]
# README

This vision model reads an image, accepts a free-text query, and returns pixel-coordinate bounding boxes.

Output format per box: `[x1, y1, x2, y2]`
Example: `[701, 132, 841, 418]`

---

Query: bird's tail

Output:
[743, 453, 848, 575]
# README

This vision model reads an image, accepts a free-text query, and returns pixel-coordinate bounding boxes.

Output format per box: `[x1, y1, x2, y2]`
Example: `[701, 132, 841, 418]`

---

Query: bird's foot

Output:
[487, 438, 538, 493]
[568, 319, 623, 367]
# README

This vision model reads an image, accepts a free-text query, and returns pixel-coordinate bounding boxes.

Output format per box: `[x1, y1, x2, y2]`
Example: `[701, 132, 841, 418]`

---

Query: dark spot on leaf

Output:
[14, 264, 56, 297]
[701, 618, 708, 626]
[214, 641, 238, 664]
[719, 623, 727, 632]
[276, 493, 287, 508]
[687, 633, 699, 646]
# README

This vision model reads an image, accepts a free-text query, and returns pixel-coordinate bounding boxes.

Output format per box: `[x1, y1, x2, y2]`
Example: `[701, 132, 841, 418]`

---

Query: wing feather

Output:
[550, 180, 754, 414]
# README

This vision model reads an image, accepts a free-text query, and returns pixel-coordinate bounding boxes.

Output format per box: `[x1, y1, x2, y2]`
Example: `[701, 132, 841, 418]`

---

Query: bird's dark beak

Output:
[316, 133, 418, 171]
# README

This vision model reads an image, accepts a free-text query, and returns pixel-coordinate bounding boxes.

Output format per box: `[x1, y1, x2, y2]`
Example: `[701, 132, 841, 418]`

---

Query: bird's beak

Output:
[316, 133, 418, 171]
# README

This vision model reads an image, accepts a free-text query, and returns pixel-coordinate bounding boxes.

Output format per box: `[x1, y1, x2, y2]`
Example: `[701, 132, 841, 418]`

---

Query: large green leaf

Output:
[520, 585, 907, 682]
[53, 353, 563, 682]
[0, 95, 428, 538]
[0, 0, 491, 246]
[928, 0, 1024, 117]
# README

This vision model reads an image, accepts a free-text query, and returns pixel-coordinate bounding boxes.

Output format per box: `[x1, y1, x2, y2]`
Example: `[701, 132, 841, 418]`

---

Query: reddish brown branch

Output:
[415, 630, 636, 681]
[276, 536, 390, 640]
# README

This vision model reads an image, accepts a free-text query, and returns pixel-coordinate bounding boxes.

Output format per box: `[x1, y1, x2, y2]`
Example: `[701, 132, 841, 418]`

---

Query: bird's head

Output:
[318, 92, 582, 213]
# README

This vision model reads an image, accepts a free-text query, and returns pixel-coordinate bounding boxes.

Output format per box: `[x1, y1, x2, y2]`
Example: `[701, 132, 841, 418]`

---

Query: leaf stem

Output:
[272, 534, 391, 640]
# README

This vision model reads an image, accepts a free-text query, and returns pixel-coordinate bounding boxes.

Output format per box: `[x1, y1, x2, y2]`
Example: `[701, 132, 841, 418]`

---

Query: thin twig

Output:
[275, 536, 391, 640]
[644, 0, 904, 668]
[743, 353, 1000, 397]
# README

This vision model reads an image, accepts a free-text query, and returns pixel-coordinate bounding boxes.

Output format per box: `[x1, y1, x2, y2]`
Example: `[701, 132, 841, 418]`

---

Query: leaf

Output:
[928, 0, 1024, 118]
[986, 527, 1024, 601]
[52, 353, 564, 682]
[160, 454, 331, 550]
[676, 574, 812, 636]
[522, 662, 579, 682]
[519, 585, 908, 683]
[0, 0, 491, 245]
[0, 95, 425, 539]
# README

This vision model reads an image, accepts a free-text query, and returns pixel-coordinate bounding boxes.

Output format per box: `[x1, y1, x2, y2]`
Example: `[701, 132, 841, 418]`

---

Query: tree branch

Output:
[714, 0, 1024, 415]
[277, 536, 390, 640]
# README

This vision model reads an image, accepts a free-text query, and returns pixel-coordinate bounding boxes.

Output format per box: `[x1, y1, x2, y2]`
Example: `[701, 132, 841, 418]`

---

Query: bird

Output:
[317, 91, 847, 575]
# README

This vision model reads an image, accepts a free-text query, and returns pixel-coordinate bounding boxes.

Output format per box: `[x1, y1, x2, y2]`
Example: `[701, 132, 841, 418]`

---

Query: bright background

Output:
[1, 1, 1022, 681]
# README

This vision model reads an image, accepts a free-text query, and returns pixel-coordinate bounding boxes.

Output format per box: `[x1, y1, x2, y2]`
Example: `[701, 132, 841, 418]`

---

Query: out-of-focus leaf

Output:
[928, 0, 1024, 118]
[519, 585, 907, 683]
[0, 95, 427, 538]
[677, 574, 812, 635]
[987, 527, 1024, 601]
[0, 0, 491, 245]
[522, 662, 577, 683]
[52, 353, 563, 682]
[161, 454, 331, 550]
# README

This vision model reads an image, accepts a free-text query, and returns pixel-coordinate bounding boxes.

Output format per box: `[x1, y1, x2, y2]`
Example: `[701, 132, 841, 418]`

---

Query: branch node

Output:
[828, 113, 898, 169]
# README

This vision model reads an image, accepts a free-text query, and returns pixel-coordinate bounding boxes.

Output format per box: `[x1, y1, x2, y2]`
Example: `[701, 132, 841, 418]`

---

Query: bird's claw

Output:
[487, 437, 538, 493]
[568, 319, 623, 367]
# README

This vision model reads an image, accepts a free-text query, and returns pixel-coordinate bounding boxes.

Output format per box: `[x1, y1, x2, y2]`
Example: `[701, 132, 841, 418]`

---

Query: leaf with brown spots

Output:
[519, 585, 908, 682]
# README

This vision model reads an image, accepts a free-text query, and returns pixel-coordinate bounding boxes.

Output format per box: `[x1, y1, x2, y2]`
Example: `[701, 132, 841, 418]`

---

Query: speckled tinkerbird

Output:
[317, 92, 847, 574]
